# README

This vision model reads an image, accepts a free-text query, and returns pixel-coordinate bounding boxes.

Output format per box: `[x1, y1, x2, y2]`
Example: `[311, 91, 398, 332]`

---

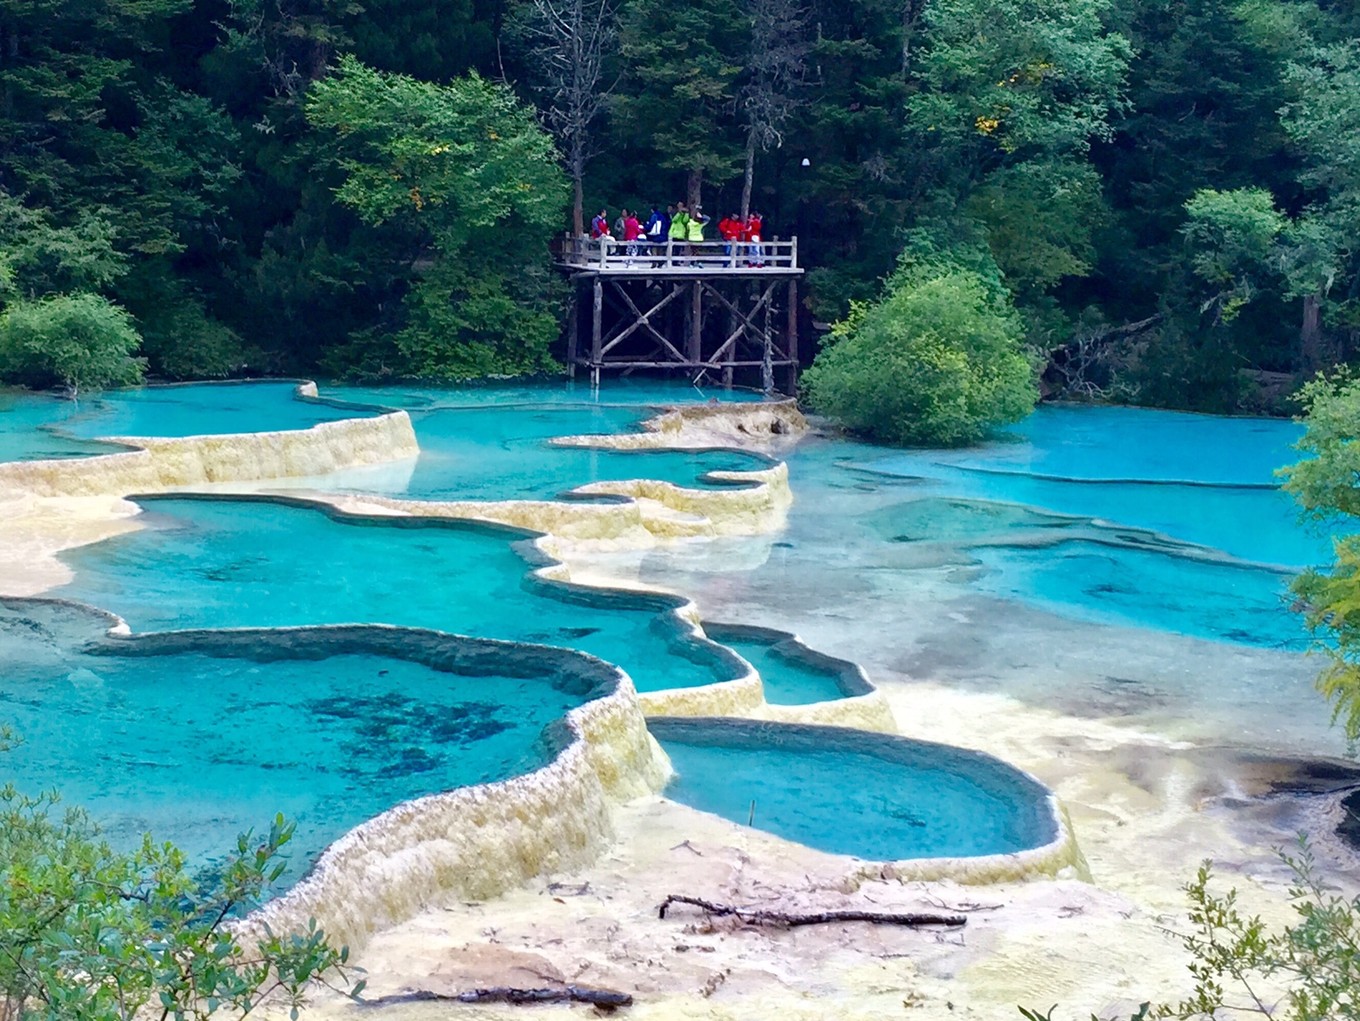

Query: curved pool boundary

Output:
[0, 380, 420, 498]
[1, 593, 670, 952]
[649, 717, 1085, 885]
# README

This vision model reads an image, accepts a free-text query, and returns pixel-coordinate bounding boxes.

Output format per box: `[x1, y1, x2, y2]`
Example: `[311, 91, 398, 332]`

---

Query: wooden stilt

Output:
[688, 281, 703, 369]
[590, 277, 603, 389]
[761, 291, 774, 395]
[565, 287, 579, 378]
[785, 278, 799, 396]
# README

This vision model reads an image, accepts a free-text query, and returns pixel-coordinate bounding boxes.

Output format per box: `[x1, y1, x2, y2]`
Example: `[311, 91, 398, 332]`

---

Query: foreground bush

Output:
[0, 776, 358, 1020]
[0, 293, 144, 395]
[801, 261, 1036, 447]
[1022, 840, 1360, 1020]
[1280, 371, 1360, 739]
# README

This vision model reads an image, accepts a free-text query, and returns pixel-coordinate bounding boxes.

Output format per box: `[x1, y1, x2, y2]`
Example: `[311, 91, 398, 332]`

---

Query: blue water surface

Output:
[0, 600, 589, 885]
[0, 389, 118, 461]
[54, 496, 736, 695]
[657, 723, 1054, 859]
[319, 382, 771, 501]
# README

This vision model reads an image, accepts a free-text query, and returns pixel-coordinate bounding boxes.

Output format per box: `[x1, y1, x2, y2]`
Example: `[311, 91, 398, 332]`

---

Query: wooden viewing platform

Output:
[554, 237, 804, 393]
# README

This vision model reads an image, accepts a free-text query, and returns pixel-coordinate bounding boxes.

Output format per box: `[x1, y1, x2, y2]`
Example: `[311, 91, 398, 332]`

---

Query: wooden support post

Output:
[762, 289, 774, 395]
[722, 288, 736, 387]
[688, 280, 703, 366]
[784, 278, 799, 395]
[565, 286, 579, 378]
[590, 277, 603, 389]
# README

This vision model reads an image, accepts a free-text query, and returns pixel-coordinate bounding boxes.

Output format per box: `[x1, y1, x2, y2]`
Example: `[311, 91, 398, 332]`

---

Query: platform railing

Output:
[556, 235, 799, 272]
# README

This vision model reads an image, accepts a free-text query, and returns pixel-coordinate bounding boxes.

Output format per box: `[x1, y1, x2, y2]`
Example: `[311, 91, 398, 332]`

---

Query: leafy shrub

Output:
[0, 293, 144, 394]
[801, 260, 1037, 446]
[0, 775, 359, 1019]
[1020, 841, 1360, 1020]
[1281, 371, 1360, 738]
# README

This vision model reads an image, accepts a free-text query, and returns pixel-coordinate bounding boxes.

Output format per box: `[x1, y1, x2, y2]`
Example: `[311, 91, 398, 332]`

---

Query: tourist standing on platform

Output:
[718, 212, 743, 262]
[590, 209, 610, 239]
[622, 209, 643, 263]
[745, 210, 764, 266]
[644, 207, 665, 249]
[686, 206, 710, 261]
[668, 202, 691, 265]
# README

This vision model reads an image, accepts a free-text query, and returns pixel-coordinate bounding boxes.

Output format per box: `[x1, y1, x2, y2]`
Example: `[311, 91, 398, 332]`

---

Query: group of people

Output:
[588, 202, 766, 266]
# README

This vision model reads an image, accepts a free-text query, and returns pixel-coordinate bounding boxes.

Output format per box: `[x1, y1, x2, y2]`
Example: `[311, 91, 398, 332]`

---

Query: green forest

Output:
[1, 0, 1358, 414]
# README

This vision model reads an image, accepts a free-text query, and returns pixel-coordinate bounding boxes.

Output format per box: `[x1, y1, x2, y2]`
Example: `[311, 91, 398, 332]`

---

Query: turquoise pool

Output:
[53, 495, 741, 695]
[0, 598, 612, 886]
[0, 388, 119, 461]
[702, 622, 862, 705]
[653, 718, 1057, 860]
[314, 383, 772, 501]
[8, 378, 1342, 877]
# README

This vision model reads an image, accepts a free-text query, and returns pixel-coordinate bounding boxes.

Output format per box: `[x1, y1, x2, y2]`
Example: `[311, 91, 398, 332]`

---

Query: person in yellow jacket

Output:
[685, 206, 710, 262]
[666, 202, 690, 266]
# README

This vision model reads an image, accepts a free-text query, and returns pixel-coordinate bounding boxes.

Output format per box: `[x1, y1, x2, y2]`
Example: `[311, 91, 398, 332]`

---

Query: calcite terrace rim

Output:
[0, 593, 668, 950]
[648, 716, 1082, 883]
[8, 379, 1078, 912]
[104, 489, 758, 697]
[700, 619, 877, 701]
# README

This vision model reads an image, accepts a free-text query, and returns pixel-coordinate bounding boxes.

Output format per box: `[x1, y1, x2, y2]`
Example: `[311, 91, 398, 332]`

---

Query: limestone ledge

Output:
[0, 409, 419, 499]
[242, 643, 671, 953]
[845, 801, 1088, 888]
[552, 398, 809, 452]
[320, 461, 792, 549]
[760, 690, 898, 733]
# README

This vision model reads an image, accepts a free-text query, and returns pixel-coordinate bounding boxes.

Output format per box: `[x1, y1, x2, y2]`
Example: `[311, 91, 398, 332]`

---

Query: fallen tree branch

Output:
[657, 894, 966, 929]
[357, 985, 633, 1008]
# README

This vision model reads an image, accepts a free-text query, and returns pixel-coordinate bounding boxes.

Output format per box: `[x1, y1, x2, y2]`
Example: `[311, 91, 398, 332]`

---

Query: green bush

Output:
[0, 293, 144, 394]
[0, 779, 359, 1020]
[1280, 371, 1360, 739]
[801, 262, 1037, 446]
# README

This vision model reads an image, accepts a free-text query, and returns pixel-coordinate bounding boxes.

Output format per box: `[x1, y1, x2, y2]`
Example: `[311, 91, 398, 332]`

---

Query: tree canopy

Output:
[0, 0, 1355, 409]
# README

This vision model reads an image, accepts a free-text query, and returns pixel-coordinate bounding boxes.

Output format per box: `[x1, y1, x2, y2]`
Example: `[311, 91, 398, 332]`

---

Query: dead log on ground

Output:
[357, 985, 633, 1008]
[657, 894, 966, 928]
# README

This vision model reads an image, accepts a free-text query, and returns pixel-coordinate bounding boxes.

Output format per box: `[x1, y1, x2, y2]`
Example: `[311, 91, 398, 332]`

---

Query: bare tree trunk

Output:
[687, 168, 703, 211]
[901, 0, 926, 74]
[571, 148, 585, 236]
[740, 131, 756, 221]
[511, 0, 616, 235]
[1301, 291, 1323, 374]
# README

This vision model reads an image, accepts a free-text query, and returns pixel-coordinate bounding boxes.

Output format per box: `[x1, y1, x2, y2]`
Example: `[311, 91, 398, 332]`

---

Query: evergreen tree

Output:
[613, 0, 748, 207]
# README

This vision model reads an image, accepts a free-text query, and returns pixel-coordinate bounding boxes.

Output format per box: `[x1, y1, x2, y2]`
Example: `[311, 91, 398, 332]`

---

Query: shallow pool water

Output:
[54, 495, 737, 695]
[0, 599, 595, 885]
[701, 626, 852, 705]
[314, 383, 771, 501]
[654, 719, 1056, 860]
[0, 389, 119, 461]
[12, 378, 1345, 876]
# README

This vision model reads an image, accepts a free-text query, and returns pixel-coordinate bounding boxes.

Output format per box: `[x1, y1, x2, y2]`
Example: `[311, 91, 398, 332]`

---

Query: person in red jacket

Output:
[718, 212, 742, 262]
[590, 209, 610, 239]
[744, 211, 764, 266]
[622, 209, 643, 262]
